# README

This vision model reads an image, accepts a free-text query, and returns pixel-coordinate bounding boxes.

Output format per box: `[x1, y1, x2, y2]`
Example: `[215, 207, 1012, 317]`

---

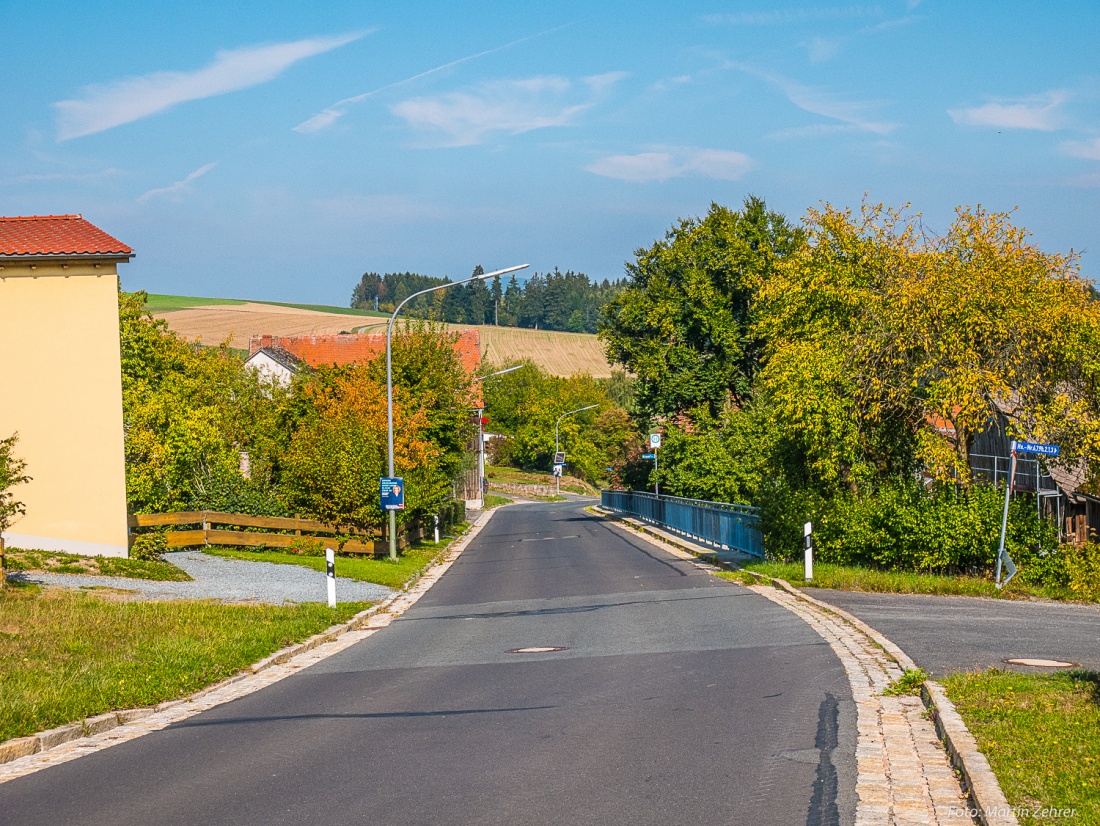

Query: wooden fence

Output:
[128, 508, 461, 557]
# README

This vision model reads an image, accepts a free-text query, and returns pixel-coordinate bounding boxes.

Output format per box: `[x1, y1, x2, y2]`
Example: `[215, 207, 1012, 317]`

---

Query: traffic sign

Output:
[1013, 440, 1060, 456]
[649, 433, 661, 449]
[380, 477, 405, 511]
[642, 453, 656, 459]
[552, 464, 563, 477]
[553, 451, 566, 465]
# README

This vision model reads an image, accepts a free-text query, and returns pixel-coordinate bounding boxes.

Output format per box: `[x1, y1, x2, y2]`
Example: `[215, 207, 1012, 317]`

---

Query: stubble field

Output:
[151, 297, 614, 377]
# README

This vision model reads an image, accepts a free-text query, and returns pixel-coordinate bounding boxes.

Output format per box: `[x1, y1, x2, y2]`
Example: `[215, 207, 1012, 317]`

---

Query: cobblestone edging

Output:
[748, 575, 1019, 826]
[0, 509, 498, 783]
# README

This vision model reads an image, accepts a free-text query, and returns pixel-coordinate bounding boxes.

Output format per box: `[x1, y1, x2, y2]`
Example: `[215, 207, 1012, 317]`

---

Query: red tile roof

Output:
[0, 214, 133, 258]
[249, 330, 483, 404]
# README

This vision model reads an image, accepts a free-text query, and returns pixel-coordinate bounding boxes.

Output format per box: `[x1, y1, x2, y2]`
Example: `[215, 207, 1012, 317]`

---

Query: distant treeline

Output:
[351, 267, 623, 334]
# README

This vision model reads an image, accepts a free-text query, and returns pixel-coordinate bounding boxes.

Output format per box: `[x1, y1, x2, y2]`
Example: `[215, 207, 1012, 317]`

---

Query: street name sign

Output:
[642, 453, 656, 459]
[380, 477, 405, 510]
[1012, 441, 1060, 456]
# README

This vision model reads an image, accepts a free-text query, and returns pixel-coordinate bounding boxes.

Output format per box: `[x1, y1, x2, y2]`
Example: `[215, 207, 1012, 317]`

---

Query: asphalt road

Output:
[1, 502, 857, 826]
[806, 589, 1100, 676]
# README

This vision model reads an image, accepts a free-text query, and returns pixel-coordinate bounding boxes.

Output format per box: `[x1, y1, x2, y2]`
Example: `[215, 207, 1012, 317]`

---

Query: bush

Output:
[1064, 543, 1100, 600]
[286, 536, 325, 557]
[130, 532, 167, 561]
[763, 479, 1064, 581]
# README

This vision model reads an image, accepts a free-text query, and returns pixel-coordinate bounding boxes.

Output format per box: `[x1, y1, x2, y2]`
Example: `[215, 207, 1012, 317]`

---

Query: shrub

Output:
[130, 532, 167, 561]
[286, 536, 325, 557]
[1063, 543, 1100, 600]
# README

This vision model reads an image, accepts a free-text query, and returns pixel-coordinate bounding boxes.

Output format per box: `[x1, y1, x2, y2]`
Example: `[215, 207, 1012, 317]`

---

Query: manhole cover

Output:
[1003, 658, 1078, 668]
[506, 646, 568, 654]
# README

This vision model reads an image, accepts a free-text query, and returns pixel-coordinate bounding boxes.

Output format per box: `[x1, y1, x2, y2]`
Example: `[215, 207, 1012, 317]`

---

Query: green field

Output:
[144, 293, 388, 318]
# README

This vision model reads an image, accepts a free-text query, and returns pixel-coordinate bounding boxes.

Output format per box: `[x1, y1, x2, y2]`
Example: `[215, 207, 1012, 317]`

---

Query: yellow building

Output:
[0, 214, 133, 557]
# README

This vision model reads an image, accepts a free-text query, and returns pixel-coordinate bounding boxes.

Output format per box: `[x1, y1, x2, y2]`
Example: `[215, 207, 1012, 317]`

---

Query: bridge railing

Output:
[600, 490, 764, 558]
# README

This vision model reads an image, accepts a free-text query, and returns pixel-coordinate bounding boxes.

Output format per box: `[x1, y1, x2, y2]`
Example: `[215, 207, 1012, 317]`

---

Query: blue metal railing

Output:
[600, 490, 764, 558]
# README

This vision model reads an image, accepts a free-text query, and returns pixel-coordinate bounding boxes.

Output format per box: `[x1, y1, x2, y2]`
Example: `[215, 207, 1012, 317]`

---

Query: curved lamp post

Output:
[553, 404, 598, 495]
[386, 264, 528, 560]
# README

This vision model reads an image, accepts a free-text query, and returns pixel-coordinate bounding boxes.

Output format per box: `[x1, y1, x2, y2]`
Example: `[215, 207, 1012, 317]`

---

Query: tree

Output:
[0, 433, 31, 587]
[600, 196, 803, 421]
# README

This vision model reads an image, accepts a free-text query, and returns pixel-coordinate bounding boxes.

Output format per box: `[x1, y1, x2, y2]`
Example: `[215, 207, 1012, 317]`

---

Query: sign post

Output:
[996, 440, 1058, 588]
[649, 432, 661, 497]
[804, 522, 814, 582]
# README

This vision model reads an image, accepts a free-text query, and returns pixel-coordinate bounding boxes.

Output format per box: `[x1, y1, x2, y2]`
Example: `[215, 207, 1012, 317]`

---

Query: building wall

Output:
[0, 262, 129, 556]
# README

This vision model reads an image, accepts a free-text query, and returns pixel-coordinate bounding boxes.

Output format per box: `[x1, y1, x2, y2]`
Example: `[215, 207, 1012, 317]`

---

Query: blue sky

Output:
[3, 1, 1099, 303]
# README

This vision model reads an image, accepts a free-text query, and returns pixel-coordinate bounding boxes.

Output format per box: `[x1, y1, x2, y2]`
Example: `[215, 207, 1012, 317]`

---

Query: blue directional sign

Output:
[380, 477, 405, 511]
[641, 453, 657, 460]
[1012, 441, 1060, 457]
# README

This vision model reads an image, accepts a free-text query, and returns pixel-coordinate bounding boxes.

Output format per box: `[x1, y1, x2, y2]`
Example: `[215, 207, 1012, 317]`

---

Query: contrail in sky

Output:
[293, 23, 575, 134]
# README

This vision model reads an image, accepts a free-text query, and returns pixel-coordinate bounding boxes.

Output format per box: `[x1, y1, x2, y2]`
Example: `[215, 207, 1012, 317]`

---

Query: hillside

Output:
[149, 295, 615, 377]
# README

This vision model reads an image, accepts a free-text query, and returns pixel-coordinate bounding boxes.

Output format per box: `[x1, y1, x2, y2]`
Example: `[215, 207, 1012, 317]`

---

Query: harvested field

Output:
[155, 301, 614, 377]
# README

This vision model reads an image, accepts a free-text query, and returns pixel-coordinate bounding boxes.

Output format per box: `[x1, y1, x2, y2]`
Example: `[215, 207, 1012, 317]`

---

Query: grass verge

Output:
[943, 669, 1099, 824]
[203, 531, 465, 590]
[484, 493, 513, 508]
[4, 549, 191, 582]
[722, 561, 1088, 603]
[0, 582, 368, 743]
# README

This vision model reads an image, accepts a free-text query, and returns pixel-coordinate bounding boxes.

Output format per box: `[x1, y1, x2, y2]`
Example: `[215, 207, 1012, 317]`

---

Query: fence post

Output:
[804, 521, 813, 581]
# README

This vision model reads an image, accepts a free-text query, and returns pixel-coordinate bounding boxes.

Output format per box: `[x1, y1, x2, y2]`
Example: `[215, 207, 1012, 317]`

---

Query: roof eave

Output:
[0, 252, 135, 264]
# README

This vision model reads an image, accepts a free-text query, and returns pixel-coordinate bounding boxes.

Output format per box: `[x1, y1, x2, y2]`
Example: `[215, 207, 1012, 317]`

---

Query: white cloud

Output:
[293, 25, 575, 135]
[137, 162, 217, 203]
[55, 32, 365, 141]
[585, 147, 753, 183]
[805, 37, 842, 63]
[948, 91, 1068, 131]
[1062, 137, 1100, 160]
[703, 6, 883, 26]
[728, 61, 897, 134]
[392, 73, 626, 147]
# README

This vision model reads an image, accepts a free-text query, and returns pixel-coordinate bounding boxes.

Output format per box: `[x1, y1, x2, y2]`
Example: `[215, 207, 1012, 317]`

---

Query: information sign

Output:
[380, 477, 405, 511]
[1012, 440, 1060, 456]
[552, 464, 563, 477]
[649, 433, 661, 449]
[553, 451, 566, 465]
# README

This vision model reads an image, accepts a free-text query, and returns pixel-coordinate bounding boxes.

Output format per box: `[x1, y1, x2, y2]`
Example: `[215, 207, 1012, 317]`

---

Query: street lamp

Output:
[386, 264, 528, 560]
[472, 364, 523, 508]
[553, 404, 598, 495]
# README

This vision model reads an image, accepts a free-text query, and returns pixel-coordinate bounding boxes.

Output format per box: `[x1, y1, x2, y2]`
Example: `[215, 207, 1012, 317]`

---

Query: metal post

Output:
[996, 445, 1018, 587]
[385, 265, 527, 560]
[478, 407, 485, 508]
[654, 450, 659, 497]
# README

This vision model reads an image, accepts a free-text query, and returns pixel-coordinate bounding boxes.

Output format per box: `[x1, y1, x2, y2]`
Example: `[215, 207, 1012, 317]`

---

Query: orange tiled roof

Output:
[0, 214, 133, 257]
[249, 331, 483, 404]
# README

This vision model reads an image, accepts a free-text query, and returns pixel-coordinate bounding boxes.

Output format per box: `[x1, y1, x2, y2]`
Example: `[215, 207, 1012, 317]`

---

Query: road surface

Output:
[1, 501, 857, 825]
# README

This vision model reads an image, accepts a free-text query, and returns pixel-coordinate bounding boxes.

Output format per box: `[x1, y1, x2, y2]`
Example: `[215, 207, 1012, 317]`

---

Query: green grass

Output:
[484, 493, 513, 508]
[203, 532, 463, 590]
[720, 561, 1087, 603]
[143, 293, 388, 318]
[883, 668, 931, 696]
[0, 582, 368, 742]
[943, 669, 1100, 824]
[487, 466, 598, 496]
[4, 548, 191, 582]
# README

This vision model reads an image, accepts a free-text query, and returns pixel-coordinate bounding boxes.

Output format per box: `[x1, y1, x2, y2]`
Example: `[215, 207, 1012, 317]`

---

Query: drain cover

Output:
[1003, 658, 1078, 668]
[506, 646, 568, 654]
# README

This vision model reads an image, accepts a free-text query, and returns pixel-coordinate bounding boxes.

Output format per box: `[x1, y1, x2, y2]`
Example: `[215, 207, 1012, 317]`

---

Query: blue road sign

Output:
[1013, 441, 1060, 456]
[641, 453, 656, 459]
[380, 477, 405, 510]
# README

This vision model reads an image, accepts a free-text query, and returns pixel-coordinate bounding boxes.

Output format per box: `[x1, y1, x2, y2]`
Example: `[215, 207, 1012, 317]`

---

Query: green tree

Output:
[600, 196, 803, 421]
[0, 433, 32, 586]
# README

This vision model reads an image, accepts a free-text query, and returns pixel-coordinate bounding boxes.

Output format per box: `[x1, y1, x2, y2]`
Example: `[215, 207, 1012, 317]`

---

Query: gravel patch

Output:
[8, 551, 393, 605]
